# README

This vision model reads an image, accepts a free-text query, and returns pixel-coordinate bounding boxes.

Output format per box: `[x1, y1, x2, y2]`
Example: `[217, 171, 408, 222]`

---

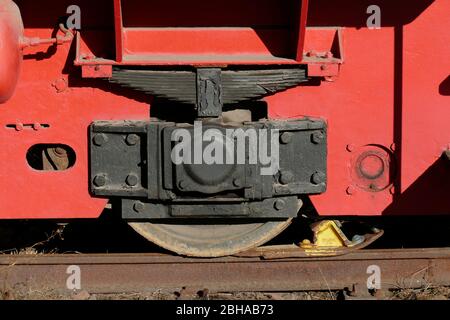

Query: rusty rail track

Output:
[1, 248, 450, 295]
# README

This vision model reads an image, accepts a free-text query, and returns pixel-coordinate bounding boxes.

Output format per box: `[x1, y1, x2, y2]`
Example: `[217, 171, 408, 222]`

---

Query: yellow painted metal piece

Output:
[301, 220, 354, 256]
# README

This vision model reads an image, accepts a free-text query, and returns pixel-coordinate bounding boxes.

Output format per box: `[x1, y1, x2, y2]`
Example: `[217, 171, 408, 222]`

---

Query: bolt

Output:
[280, 132, 293, 144]
[15, 123, 24, 132]
[325, 51, 334, 59]
[274, 199, 286, 211]
[311, 131, 325, 144]
[306, 50, 317, 57]
[178, 180, 188, 190]
[279, 171, 294, 185]
[53, 147, 67, 157]
[352, 234, 365, 245]
[126, 174, 139, 187]
[93, 175, 106, 187]
[133, 202, 145, 213]
[320, 64, 328, 71]
[346, 186, 356, 195]
[311, 171, 326, 185]
[32, 123, 41, 131]
[301, 239, 311, 245]
[126, 134, 140, 146]
[346, 144, 356, 152]
[233, 178, 243, 188]
[93, 134, 108, 146]
[53, 78, 67, 93]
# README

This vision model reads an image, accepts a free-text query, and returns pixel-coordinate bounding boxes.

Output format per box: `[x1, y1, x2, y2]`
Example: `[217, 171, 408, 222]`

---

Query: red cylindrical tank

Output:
[0, 0, 24, 103]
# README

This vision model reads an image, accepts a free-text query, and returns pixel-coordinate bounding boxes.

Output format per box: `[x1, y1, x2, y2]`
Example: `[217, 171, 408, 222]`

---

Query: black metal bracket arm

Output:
[196, 68, 223, 118]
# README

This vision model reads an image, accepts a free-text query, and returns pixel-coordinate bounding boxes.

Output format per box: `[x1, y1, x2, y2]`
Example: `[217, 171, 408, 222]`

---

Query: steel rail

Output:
[1, 248, 450, 295]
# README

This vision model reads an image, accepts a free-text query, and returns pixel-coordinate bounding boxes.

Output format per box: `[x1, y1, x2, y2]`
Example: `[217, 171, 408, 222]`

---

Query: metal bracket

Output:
[196, 68, 223, 118]
[122, 196, 302, 220]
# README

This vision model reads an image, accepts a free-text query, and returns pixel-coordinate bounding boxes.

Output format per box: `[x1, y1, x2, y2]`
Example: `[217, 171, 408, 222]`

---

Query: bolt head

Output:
[311, 171, 326, 185]
[233, 178, 243, 188]
[352, 234, 365, 245]
[178, 180, 188, 190]
[126, 174, 139, 187]
[274, 199, 286, 211]
[15, 123, 24, 131]
[280, 132, 293, 144]
[126, 134, 140, 146]
[311, 131, 325, 144]
[346, 144, 356, 152]
[93, 134, 108, 146]
[280, 171, 294, 185]
[133, 202, 145, 213]
[53, 147, 67, 158]
[33, 123, 41, 131]
[53, 78, 67, 93]
[93, 175, 106, 187]
[346, 186, 356, 195]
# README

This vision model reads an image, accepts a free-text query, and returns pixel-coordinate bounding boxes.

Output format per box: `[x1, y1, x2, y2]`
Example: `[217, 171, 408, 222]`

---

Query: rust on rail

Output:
[1, 248, 450, 295]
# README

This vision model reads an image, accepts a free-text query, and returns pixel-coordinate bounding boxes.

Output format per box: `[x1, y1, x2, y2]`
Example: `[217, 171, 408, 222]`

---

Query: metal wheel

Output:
[129, 219, 292, 257]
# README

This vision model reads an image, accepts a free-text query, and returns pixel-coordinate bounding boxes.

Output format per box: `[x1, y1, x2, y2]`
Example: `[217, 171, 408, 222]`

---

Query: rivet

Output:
[280, 132, 293, 144]
[15, 123, 24, 132]
[311, 131, 325, 144]
[126, 134, 140, 146]
[126, 174, 139, 187]
[178, 180, 188, 190]
[53, 78, 67, 93]
[280, 171, 294, 185]
[311, 171, 326, 185]
[93, 175, 106, 187]
[233, 178, 243, 188]
[93, 134, 108, 146]
[346, 186, 356, 195]
[346, 144, 356, 152]
[274, 199, 286, 211]
[133, 202, 145, 213]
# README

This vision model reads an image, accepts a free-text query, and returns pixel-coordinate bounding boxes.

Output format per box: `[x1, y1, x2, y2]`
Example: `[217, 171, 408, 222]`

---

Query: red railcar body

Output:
[0, 0, 448, 223]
